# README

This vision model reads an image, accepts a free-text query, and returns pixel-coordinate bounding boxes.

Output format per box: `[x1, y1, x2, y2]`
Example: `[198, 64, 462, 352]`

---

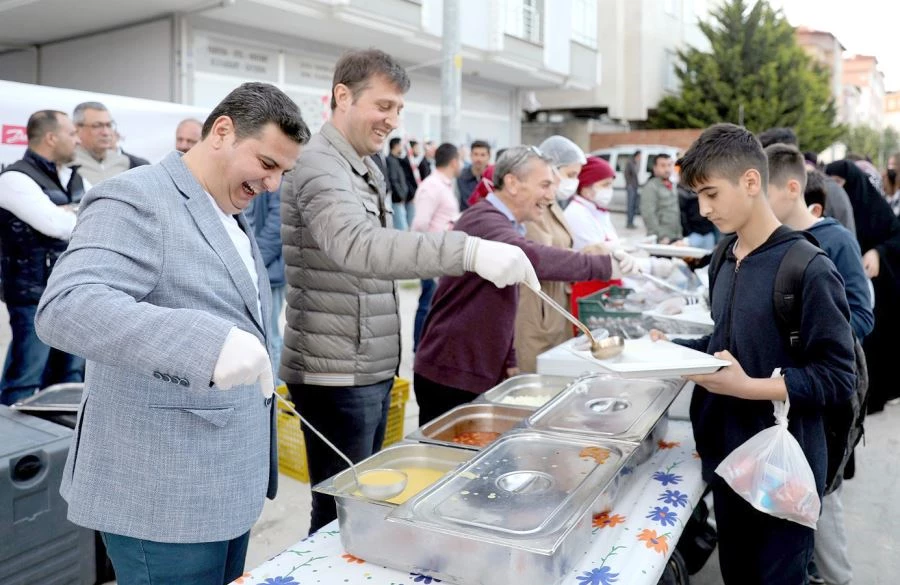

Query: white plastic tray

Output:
[642, 306, 714, 328]
[568, 338, 730, 378]
[636, 243, 711, 258]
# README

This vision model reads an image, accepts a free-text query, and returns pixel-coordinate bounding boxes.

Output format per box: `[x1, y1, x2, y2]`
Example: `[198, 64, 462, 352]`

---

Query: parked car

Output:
[590, 145, 681, 212]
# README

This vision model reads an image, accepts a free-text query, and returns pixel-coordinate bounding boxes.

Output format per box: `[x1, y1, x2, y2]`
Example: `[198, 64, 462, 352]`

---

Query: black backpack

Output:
[708, 230, 868, 495]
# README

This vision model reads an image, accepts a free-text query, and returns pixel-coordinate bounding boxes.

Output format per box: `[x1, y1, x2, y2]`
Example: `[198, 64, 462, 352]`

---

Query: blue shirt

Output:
[807, 217, 874, 340]
[485, 193, 526, 236]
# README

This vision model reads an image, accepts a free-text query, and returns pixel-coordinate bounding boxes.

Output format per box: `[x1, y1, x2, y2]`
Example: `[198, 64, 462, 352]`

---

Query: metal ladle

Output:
[275, 393, 407, 500]
[524, 283, 625, 359]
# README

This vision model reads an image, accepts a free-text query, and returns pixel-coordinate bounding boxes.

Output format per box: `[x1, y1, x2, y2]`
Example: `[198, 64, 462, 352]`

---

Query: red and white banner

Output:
[0, 80, 209, 167]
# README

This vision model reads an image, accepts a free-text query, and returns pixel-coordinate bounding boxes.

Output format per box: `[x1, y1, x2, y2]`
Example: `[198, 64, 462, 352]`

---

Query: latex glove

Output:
[212, 327, 274, 398]
[613, 250, 640, 276]
[472, 239, 540, 290]
[649, 257, 675, 278]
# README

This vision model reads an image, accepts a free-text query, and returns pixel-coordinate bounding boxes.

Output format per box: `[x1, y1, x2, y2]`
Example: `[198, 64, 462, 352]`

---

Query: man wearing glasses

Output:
[73, 102, 144, 185]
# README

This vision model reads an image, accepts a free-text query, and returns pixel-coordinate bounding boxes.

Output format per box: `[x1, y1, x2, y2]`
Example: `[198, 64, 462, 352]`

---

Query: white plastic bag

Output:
[714, 397, 821, 529]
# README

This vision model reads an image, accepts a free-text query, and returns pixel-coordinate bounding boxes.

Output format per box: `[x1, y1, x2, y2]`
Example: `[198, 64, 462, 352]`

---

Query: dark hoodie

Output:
[676, 227, 855, 494]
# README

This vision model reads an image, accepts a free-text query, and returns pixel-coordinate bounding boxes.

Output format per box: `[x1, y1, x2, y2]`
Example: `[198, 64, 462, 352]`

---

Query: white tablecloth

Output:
[232, 420, 703, 585]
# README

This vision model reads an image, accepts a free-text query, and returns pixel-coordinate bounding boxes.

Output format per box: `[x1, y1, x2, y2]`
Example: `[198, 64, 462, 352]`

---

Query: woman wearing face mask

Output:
[565, 157, 674, 283]
[564, 156, 619, 249]
[513, 136, 598, 372]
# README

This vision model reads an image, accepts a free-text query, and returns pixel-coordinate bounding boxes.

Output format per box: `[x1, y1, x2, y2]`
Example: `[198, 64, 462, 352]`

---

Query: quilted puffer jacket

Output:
[280, 122, 471, 386]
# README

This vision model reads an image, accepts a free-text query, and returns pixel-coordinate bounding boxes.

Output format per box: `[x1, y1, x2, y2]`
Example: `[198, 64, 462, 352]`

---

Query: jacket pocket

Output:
[361, 196, 387, 227]
[149, 389, 237, 427]
[149, 403, 236, 427]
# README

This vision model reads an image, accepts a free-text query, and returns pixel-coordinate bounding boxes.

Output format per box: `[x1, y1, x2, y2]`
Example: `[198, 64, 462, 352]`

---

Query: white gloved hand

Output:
[212, 327, 274, 398]
[471, 239, 540, 290]
[613, 250, 640, 276]
[649, 257, 675, 278]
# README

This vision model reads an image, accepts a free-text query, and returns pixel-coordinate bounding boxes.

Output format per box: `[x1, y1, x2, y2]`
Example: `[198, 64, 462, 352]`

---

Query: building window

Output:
[571, 0, 597, 48]
[506, 0, 543, 45]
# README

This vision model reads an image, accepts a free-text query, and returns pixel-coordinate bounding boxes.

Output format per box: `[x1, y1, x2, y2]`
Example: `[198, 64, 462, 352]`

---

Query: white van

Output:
[590, 145, 681, 211]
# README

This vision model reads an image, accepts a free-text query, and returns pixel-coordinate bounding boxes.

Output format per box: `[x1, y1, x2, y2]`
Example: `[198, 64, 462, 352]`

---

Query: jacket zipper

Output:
[724, 259, 740, 349]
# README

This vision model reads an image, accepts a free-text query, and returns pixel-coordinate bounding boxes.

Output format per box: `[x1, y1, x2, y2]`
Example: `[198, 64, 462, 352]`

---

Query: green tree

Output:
[649, 0, 841, 152]
[841, 125, 900, 167]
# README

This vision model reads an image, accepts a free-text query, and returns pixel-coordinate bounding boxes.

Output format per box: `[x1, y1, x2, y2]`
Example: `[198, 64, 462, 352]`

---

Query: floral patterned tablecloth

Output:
[233, 420, 703, 585]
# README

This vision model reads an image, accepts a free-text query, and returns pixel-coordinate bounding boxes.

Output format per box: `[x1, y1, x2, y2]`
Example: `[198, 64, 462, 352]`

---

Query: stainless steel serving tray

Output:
[312, 443, 475, 575]
[385, 430, 636, 585]
[476, 374, 575, 409]
[407, 403, 531, 450]
[526, 374, 684, 443]
[9, 383, 84, 413]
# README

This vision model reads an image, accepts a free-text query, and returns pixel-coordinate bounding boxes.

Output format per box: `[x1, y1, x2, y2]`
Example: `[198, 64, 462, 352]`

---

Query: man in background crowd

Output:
[419, 140, 435, 180]
[0, 110, 86, 405]
[175, 118, 203, 153]
[410, 143, 462, 350]
[387, 136, 410, 229]
[73, 101, 147, 184]
[624, 150, 640, 229]
[457, 139, 490, 210]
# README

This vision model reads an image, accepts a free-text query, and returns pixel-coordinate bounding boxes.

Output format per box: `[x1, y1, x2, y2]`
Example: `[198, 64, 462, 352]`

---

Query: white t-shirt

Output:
[563, 195, 620, 251]
[0, 167, 84, 240]
[205, 192, 261, 321]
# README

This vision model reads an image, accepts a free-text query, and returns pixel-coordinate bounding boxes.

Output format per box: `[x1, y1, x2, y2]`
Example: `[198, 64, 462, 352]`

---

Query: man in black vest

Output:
[0, 110, 86, 405]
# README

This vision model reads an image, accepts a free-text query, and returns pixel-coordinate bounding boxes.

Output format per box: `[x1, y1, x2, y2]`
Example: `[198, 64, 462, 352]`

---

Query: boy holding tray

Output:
[650, 124, 855, 584]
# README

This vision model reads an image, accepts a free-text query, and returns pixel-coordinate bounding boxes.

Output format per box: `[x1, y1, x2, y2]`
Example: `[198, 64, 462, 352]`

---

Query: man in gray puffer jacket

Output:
[282, 48, 539, 533]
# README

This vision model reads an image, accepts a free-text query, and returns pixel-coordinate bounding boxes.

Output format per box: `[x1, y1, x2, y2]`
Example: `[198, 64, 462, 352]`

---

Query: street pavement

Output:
[7, 210, 894, 584]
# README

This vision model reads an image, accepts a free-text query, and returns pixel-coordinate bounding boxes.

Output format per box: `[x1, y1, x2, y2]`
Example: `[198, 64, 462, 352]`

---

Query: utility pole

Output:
[441, 0, 462, 145]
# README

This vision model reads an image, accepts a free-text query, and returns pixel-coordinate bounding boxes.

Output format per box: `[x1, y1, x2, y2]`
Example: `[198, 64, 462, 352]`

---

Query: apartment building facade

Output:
[0, 0, 604, 150]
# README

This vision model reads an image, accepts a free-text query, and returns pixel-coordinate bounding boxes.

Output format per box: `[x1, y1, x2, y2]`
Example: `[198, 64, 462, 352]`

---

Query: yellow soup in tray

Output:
[354, 467, 447, 504]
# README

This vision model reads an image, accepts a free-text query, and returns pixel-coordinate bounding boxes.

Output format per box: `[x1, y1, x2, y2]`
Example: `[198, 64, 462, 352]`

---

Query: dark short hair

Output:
[633, 150, 642, 157]
[804, 170, 828, 209]
[765, 143, 807, 190]
[758, 127, 798, 148]
[471, 140, 491, 154]
[330, 49, 410, 111]
[389, 137, 402, 150]
[653, 153, 672, 165]
[409, 140, 419, 148]
[435, 143, 458, 168]
[202, 82, 310, 144]
[494, 145, 553, 190]
[803, 151, 819, 166]
[26, 110, 66, 146]
[679, 123, 768, 189]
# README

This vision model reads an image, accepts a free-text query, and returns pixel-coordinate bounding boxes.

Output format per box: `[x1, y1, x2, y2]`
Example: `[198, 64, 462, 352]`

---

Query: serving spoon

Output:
[524, 283, 625, 359]
[275, 393, 407, 500]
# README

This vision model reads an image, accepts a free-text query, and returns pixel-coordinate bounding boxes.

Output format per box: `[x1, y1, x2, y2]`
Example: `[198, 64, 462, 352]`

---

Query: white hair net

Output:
[538, 135, 587, 168]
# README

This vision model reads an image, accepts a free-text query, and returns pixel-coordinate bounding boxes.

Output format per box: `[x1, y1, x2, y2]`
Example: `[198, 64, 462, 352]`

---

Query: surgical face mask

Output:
[557, 177, 579, 200]
[593, 186, 614, 207]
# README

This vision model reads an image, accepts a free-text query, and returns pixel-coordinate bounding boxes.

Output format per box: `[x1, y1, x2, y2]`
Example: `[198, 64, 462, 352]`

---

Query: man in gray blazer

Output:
[35, 82, 310, 585]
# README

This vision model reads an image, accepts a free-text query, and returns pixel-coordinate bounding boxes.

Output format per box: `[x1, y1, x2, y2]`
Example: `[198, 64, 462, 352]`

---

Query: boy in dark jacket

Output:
[765, 145, 872, 585]
[652, 124, 855, 585]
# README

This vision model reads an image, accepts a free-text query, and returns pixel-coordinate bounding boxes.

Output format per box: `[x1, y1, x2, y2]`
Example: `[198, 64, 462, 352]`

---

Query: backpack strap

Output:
[772, 237, 824, 355]
[706, 233, 737, 308]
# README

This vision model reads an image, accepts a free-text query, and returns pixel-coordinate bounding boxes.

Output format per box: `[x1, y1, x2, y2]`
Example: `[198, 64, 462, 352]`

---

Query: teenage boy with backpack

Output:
[765, 145, 872, 585]
[651, 124, 856, 585]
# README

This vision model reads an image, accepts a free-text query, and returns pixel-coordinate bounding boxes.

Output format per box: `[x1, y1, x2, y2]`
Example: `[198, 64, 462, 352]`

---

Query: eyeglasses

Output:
[78, 121, 116, 132]
[503, 144, 545, 171]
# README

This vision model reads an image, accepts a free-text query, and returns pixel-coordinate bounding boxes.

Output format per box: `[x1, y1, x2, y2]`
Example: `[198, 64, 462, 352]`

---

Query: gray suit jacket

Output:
[35, 152, 277, 543]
